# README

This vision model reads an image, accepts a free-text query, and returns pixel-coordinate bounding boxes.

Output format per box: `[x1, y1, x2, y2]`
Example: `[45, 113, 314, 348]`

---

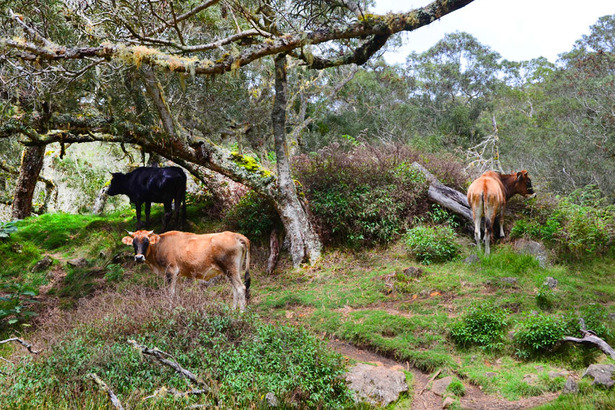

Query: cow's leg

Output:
[144, 202, 152, 228]
[165, 265, 180, 298]
[472, 208, 483, 251]
[173, 194, 181, 228]
[227, 269, 247, 312]
[135, 201, 143, 229]
[498, 207, 505, 238]
[162, 201, 172, 232]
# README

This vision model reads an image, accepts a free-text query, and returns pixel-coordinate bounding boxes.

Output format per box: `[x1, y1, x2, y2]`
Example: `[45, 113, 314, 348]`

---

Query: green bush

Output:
[449, 302, 510, 351]
[293, 143, 467, 247]
[405, 225, 460, 264]
[511, 187, 615, 260]
[514, 313, 565, 360]
[0, 282, 38, 327]
[224, 191, 281, 242]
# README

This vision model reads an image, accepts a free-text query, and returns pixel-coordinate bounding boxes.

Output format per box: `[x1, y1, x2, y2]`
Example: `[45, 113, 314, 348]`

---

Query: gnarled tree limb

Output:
[86, 373, 124, 410]
[563, 318, 615, 360]
[0, 337, 41, 354]
[128, 339, 206, 387]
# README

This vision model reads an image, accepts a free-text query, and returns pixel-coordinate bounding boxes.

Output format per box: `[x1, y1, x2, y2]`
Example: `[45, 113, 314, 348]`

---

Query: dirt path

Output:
[328, 339, 559, 409]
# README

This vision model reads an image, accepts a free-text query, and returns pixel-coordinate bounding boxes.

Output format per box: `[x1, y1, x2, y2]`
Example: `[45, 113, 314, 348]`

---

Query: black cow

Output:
[107, 166, 187, 230]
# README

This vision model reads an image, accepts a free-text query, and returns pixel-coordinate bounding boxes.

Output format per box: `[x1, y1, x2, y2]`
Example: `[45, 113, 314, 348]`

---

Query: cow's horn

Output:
[147, 230, 154, 235]
[126, 230, 134, 236]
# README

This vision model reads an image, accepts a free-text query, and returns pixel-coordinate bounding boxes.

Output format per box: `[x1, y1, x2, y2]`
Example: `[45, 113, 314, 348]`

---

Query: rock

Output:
[543, 276, 558, 289]
[431, 376, 453, 396]
[582, 364, 615, 388]
[523, 374, 538, 385]
[346, 363, 408, 406]
[67, 257, 88, 268]
[563, 377, 579, 394]
[512, 239, 549, 267]
[608, 313, 615, 321]
[548, 371, 569, 379]
[442, 396, 455, 408]
[265, 392, 278, 406]
[464, 254, 480, 264]
[500, 277, 518, 285]
[534, 365, 544, 372]
[485, 372, 497, 378]
[32, 256, 53, 272]
[403, 266, 424, 278]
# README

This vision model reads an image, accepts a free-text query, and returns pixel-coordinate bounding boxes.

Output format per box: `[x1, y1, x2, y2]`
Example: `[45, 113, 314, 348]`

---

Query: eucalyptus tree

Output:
[0, 0, 474, 266]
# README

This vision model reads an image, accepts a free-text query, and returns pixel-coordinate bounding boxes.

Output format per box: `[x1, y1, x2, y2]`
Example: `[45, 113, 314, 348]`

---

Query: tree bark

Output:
[272, 54, 321, 267]
[11, 145, 46, 220]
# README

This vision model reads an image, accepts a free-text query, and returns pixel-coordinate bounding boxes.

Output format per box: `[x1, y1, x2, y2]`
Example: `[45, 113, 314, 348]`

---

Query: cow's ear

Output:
[121, 236, 134, 245]
[149, 234, 160, 244]
[516, 171, 523, 181]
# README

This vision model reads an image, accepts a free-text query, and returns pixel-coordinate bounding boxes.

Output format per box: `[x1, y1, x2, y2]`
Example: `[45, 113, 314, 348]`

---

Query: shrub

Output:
[293, 143, 467, 247]
[511, 188, 615, 260]
[405, 225, 460, 264]
[224, 190, 281, 242]
[449, 302, 510, 351]
[0, 282, 38, 327]
[514, 313, 565, 360]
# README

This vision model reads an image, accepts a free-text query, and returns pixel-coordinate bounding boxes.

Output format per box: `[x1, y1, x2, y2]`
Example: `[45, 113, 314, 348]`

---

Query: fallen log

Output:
[411, 162, 472, 223]
[562, 319, 615, 360]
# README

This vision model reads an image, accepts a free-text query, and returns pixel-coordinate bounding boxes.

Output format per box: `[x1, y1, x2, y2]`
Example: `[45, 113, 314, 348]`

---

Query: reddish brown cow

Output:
[467, 170, 535, 254]
[122, 230, 251, 311]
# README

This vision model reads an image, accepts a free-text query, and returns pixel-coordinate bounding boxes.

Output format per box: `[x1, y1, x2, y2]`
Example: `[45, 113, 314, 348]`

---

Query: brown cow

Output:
[467, 170, 535, 255]
[122, 230, 251, 311]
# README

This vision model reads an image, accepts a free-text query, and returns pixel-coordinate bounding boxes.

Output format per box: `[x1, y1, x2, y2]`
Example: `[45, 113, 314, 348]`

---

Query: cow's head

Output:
[121, 230, 160, 263]
[515, 170, 535, 198]
[106, 172, 127, 196]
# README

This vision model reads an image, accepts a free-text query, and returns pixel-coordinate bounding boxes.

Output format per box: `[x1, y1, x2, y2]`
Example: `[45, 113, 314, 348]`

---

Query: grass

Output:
[1, 211, 614, 407]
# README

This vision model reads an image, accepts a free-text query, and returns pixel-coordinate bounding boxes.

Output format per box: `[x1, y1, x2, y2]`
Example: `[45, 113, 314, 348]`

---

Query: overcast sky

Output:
[373, 0, 614, 64]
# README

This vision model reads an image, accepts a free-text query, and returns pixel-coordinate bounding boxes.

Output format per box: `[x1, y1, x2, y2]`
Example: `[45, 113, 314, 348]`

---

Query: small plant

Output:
[104, 264, 124, 282]
[0, 282, 38, 327]
[429, 204, 459, 228]
[447, 377, 466, 397]
[514, 313, 565, 360]
[449, 302, 510, 351]
[405, 225, 460, 264]
[536, 284, 555, 310]
[0, 221, 19, 239]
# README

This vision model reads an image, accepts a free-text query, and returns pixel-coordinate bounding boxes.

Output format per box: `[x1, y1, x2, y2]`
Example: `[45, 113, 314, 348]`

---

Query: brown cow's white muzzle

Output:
[135, 254, 146, 263]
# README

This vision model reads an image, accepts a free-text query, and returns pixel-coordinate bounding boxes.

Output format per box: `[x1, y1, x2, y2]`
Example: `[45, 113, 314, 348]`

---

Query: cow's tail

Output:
[240, 236, 251, 302]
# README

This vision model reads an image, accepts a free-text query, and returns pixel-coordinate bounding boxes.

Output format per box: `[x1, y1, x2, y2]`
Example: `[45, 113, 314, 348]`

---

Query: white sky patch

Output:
[373, 0, 615, 64]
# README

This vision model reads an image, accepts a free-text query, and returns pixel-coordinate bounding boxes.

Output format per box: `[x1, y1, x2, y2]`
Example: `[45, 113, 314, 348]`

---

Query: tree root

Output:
[86, 373, 124, 410]
[0, 337, 41, 354]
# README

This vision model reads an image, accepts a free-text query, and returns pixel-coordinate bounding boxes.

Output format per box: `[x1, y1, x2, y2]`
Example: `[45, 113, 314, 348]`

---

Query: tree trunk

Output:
[11, 145, 46, 219]
[272, 54, 322, 267]
[411, 162, 472, 223]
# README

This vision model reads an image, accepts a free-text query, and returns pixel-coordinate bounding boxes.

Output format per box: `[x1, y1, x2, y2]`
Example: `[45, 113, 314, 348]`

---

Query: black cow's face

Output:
[121, 230, 160, 262]
[106, 172, 126, 196]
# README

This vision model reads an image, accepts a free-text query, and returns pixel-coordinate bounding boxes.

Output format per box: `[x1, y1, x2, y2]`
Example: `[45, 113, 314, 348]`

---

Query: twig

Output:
[128, 339, 205, 386]
[86, 373, 124, 410]
[0, 338, 41, 354]
[562, 318, 615, 360]
[418, 369, 441, 395]
[143, 386, 208, 400]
